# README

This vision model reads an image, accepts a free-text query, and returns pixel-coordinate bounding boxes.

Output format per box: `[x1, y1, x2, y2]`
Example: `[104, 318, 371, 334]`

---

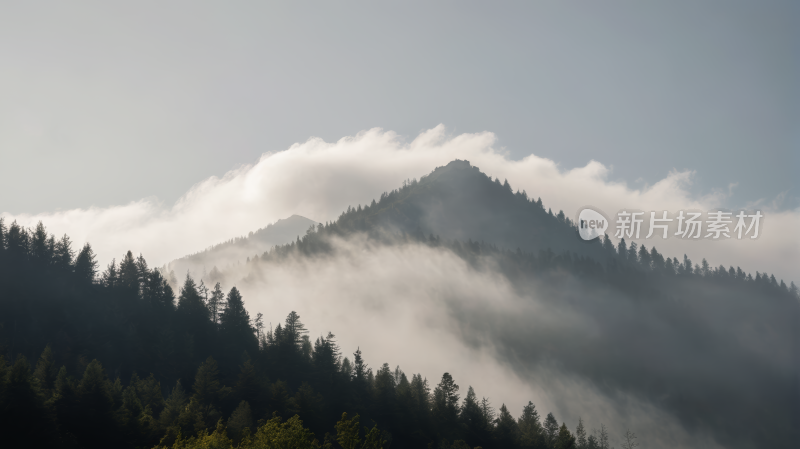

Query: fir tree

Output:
[495, 403, 519, 447]
[555, 422, 577, 449]
[74, 243, 98, 283]
[544, 412, 559, 447]
[517, 401, 543, 447]
[575, 417, 588, 449]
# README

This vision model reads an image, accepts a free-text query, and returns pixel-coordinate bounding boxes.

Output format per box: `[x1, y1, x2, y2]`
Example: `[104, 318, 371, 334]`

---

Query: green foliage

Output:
[227, 400, 253, 443]
[331, 412, 386, 449]
[575, 418, 587, 449]
[194, 357, 223, 406]
[494, 404, 519, 447]
[34, 345, 57, 396]
[555, 422, 576, 449]
[543, 413, 559, 448]
[334, 412, 361, 449]
[518, 401, 543, 447]
[245, 414, 320, 449]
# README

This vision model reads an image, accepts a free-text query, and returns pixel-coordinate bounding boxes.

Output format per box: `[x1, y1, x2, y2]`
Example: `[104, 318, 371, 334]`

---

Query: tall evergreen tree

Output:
[208, 282, 225, 326]
[495, 403, 520, 447]
[52, 234, 74, 273]
[33, 345, 57, 396]
[461, 386, 490, 446]
[177, 273, 209, 319]
[77, 359, 119, 447]
[555, 422, 577, 449]
[74, 243, 98, 283]
[2, 356, 57, 446]
[544, 412, 559, 447]
[432, 372, 460, 440]
[621, 429, 639, 449]
[575, 417, 588, 449]
[220, 286, 255, 348]
[29, 221, 52, 267]
[193, 356, 225, 409]
[102, 259, 118, 288]
[118, 250, 139, 293]
[518, 401, 543, 448]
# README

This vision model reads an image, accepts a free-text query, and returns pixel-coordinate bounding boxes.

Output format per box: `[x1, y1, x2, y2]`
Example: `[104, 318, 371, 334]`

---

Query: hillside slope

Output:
[167, 214, 317, 278]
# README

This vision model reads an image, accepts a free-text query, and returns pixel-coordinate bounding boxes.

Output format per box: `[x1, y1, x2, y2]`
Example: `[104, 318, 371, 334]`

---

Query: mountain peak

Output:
[444, 159, 472, 170]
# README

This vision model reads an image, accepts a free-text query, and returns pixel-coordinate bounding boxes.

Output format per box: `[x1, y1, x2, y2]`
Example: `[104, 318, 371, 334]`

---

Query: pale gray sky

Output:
[1, 1, 797, 214]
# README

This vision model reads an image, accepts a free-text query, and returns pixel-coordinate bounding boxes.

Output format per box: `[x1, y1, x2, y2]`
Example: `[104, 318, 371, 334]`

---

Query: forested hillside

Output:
[167, 214, 317, 282]
[1, 161, 797, 449]
[0, 219, 612, 449]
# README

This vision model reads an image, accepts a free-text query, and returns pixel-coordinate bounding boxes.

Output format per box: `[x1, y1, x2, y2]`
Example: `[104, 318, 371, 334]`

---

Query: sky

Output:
[1, 1, 797, 215]
[1, 4, 798, 446]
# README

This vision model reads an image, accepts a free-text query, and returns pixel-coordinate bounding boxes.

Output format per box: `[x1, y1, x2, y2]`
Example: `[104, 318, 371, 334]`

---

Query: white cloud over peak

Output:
[4, 125, 798, 282]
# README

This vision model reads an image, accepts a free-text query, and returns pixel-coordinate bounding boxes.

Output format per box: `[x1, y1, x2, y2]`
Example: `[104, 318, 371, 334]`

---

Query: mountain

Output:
[166, 214, 317, 279]
[324, 159, 605, 259]
[0, 160, 798, 449]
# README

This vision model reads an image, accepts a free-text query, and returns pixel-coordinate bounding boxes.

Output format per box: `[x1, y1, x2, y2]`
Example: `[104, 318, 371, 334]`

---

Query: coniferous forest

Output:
[1, 162, 798, 449]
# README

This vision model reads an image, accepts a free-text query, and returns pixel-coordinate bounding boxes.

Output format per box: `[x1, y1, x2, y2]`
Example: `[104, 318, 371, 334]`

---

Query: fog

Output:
[201, 234, 794, 448]
[3, 126, 798, 284]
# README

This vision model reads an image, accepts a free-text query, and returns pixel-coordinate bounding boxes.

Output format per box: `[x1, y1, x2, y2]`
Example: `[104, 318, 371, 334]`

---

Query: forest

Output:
[1, 163, 797, 449]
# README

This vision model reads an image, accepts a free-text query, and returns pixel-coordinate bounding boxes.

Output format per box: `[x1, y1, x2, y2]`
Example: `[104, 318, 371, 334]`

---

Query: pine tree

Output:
[134, 373, 165, 416]
[208, 282, 225, 326]
[596, 424, 610, 449]
[0, 217, 6, 258]
[160, 380, 188, 428]
[33, 345, 57, 396]
[544, 412, 559, 447]
[77, 359, 119, 446]
[334, 412, 361, 449]
[3, 355, 57, 446]
[193, 356, 224, 408]
[52, 234, 74, 273]
[352, 348, 369, 384]
[517, 401, 543, 447]
[228, 400, 254, 443]
[143, 268, 175, 309]
[283, 311, 308, 348]
[5, 221, 28, 263]
[29, 221, 52, 267]
[177, 273, 209, 319]
[495, 403, 519, 447]
[118, 250, 139, 292]
[220, 286, 253, 342]
[555, 422, 577, 449]
[432, 372, 460, 439]
[270, 380, 292, 420]
[617, 239, 627, 262]
[235, 355, 261, 408]
[621, 429, 638, 449]
[638, 244, 651, 270]
[74, 243, 98, 283]
[627, 241, 638, 264]
[135, 253, 150, 295]
[102, 258, 118, 288]
[461, 386, 489, 445]
[575, 417, 587, 449]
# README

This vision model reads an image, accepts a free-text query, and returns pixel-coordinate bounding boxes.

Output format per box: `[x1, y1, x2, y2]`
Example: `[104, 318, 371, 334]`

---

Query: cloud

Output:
[3, 125, 797, 282]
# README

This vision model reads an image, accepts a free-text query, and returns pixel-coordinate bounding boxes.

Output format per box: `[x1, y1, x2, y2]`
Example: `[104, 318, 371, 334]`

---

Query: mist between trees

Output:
[1, 211, 797, 448]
